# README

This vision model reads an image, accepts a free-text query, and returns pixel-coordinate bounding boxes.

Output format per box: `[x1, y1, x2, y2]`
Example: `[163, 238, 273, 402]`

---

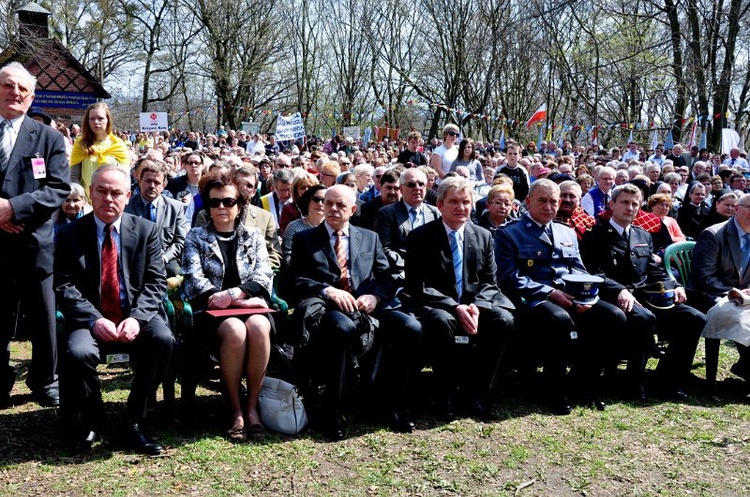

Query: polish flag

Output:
[525, 104, 547, 127]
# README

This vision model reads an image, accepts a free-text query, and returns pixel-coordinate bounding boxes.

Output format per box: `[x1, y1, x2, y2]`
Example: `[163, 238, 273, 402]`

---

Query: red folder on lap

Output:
[206, 308, 277, 318]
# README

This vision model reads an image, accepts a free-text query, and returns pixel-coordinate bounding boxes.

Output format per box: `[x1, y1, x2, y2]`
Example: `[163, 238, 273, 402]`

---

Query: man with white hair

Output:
[359, 165, 388, 203]
[581, 166, 616, 217]
[289, 184, 422, 439]
[723, 147, 749, 170]
[0, 62, 70, 409]
[666, 144, 687, 168]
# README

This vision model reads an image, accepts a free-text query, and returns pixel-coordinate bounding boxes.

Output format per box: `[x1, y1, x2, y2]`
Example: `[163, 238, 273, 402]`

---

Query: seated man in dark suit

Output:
[375, 168, 440, 282]
[125, 160, 188, 276]
[56, 166, 174, 455]
[289, 185, 421, 440]
[581, 184, 705, 401]
[352, 169, 401, 230]
[495, 179, 627, 414]
[405, 176, 514, 420]
[689, 193, 750, 379]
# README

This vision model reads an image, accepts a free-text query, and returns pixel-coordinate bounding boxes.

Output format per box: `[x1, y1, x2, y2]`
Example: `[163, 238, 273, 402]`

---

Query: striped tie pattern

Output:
[335, 230, 350, 292]
[449, 230, 463, 299]
[101, 224, 123, 323]
[0, 119, 12, 172]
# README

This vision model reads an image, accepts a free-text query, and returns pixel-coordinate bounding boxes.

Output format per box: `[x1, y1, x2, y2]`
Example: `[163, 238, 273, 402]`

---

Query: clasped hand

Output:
[324, 287, 378, 314]
[208, 289, 267, 309]
[93, 317, 140, 343]
[455, 303, 480, 335]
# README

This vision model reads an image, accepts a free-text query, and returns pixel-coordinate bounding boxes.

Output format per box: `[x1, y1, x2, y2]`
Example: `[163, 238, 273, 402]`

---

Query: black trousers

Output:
[59, 317, 174, 428]
[0, 270, 57, 393]
[307, 308, 421, 413]
[624, 303, 705, 387]
[517, 300, 626, 393]
[420, 306, 514, 398]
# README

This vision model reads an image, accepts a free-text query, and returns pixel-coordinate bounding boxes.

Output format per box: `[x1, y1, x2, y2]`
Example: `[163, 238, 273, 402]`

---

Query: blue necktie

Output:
[147, 202, 156, 222]
[449, 230, 463, 299]
[742, 233, 750, 274]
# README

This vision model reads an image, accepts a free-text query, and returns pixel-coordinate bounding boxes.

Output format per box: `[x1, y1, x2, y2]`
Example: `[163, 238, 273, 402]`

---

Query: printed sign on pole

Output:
[139, 112, 169, 132]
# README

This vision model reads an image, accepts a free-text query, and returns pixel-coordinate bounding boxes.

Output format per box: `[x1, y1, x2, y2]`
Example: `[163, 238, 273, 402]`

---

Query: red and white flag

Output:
[525, 104, 547, 127]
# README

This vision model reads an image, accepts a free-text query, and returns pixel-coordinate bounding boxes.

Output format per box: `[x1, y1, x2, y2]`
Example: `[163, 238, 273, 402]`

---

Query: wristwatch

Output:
[227, 288, 238, 300]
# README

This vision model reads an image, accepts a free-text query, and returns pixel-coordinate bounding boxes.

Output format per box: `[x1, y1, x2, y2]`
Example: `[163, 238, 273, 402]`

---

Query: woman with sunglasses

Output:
[429, 123, 460, 180]
[182, 170, 274, 443]
[281, 184, 327, 269]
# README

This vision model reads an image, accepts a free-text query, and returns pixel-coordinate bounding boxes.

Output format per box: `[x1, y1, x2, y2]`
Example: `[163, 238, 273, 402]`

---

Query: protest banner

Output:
[275, 112, 306, 141]
[343, 126, 361, 140]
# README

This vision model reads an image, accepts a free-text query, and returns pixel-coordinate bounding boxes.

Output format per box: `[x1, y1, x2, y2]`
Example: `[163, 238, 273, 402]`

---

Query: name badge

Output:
[31, 158, 46, 179]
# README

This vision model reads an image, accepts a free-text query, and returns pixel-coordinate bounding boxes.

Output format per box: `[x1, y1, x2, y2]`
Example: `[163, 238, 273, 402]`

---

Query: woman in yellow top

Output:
[70, 103, 129, 195]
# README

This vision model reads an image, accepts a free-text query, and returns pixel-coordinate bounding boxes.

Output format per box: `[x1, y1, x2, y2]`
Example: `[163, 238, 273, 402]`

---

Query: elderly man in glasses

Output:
[375, 168, 440, 283]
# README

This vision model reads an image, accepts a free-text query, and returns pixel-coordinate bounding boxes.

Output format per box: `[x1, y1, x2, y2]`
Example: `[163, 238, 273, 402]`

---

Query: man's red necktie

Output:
[101, 224, 123, 323]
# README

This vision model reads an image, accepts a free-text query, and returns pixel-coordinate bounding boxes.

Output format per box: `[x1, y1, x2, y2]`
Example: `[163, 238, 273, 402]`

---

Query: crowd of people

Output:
[3, 61, 750, 455]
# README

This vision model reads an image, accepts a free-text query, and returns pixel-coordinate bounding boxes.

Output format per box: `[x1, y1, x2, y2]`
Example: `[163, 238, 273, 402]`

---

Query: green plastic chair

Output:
[663, 241, 696, 286]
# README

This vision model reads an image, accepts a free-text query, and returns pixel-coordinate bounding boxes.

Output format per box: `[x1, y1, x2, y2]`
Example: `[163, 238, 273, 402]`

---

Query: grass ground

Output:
[1, 339, 749, 496]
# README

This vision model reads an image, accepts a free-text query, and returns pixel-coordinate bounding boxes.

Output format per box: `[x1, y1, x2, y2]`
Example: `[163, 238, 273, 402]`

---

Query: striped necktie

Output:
[449, 230, 463, 299]
[334, 230, 350, 292]
[0, 119, 12, 172]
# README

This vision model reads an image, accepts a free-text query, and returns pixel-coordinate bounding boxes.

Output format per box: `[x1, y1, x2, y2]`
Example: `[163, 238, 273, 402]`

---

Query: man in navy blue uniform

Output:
[495, 179, 626, 414]
[581, 184, 705, 401]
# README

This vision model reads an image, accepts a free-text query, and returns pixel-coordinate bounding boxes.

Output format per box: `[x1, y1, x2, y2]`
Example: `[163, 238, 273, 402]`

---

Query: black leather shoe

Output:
[387, 410, 415, 433]
[549, 395, 572, 415]
[730, 362, 750, 382]
[435, 395, 457, 421]
[122, 423, 164, 455]
[649, 385, 689, 402]
[0, 373, 14, 409]
[468, 398, 496, 422]
[36, 385, 60, 408]
[0, 392, 11, 410]
[584, 395, 606, 411]
[322, 415, 346, 442]
[73, 430, 101, 454]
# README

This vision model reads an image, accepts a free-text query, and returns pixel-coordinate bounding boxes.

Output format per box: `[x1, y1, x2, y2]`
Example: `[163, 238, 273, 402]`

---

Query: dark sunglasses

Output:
[448, 131, 460, 137]
[208, 197, 238, 208]
[311, 196, 326, 204]
[405, 181, 425, 188]
[187, 160, 202, 165]
[375, 174, 383, 178]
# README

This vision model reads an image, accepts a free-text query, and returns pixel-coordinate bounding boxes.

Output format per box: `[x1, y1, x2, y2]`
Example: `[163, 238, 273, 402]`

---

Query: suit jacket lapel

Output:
[7, 117, 35, 175]
[463, 224, 476, 283]
[348, 227, 362, 289]
[315, 224, 338, 270]
[727, 222, 742, 273]
[396, 202, 411, 235]
[120, 215, 137, 300]
[82, 215, 102, 303]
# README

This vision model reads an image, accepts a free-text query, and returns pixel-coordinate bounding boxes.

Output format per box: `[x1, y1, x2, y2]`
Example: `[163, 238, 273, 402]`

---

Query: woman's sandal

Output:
[246, 423, 265, 442]
[227, 425, 247, 443]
